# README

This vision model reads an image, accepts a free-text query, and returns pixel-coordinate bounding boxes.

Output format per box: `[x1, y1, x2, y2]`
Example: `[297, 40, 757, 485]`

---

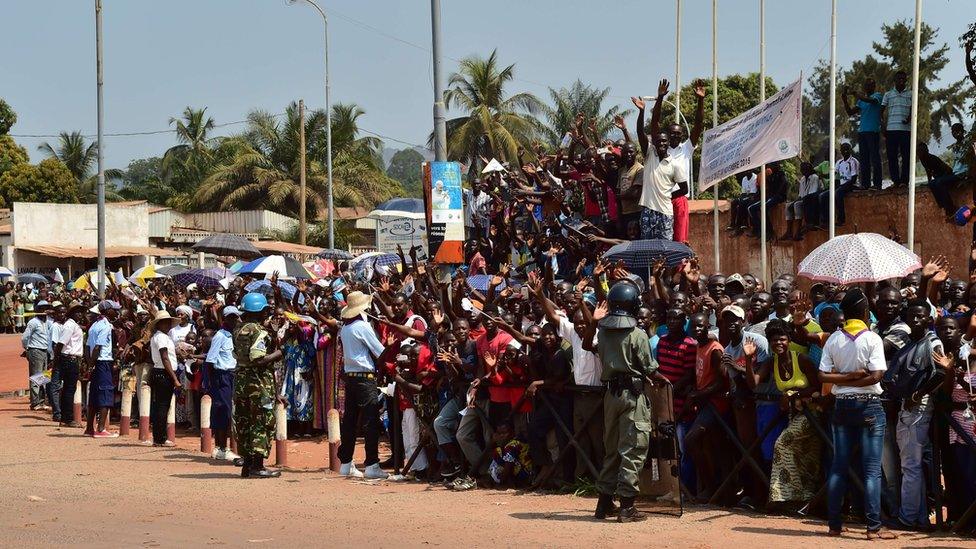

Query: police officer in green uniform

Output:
[234, 293, 283, 479]
[584, 281, 661, 522]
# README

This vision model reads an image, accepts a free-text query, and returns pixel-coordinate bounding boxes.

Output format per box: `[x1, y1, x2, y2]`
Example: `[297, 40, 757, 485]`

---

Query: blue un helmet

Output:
[240, 292, 270, 313]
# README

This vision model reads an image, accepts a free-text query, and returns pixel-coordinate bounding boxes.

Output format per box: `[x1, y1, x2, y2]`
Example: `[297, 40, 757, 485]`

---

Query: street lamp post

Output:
[288, 0, 334, 249]
[95, 0, 106, 297]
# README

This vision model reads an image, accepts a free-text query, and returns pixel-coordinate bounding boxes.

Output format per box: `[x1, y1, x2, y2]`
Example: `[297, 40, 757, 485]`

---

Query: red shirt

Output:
[390, 343, 436, 412]
[378, 312, 427, 373]
[656, 336, 697, 420]
[695, 339, 729, 415]
[476, 330, 513, 404]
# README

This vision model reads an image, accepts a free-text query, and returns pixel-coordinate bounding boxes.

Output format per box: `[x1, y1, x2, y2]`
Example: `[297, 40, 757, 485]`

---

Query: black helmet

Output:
[600, 281, 640, 329]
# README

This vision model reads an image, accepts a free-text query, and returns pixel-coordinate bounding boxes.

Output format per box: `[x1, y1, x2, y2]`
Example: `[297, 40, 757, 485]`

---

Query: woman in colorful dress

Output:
[281, 321, 316, 437]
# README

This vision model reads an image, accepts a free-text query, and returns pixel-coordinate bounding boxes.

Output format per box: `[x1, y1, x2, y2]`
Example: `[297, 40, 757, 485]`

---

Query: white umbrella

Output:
[366, 198, 425, 220]
[481, 158, 505, 174]
[0, 267, 13, 277]
[798, 233, 921, 284]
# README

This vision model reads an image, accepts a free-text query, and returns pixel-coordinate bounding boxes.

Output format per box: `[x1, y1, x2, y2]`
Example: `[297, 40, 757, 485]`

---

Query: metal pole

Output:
[430, 0, 447, 161]
[288, 0, 332, 247]
[95, 0, 106, 297]
[675, 0, 682, 124]
[712, 0, 720, 271]
[759, 0, 768, 285]
[828, 0, 837, 239]
[906, 0, 922, 251]
[299, 99, 307, 245]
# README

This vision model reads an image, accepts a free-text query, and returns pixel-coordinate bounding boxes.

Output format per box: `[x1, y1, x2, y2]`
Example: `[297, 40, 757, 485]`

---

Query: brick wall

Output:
[685, 184, 973, 281]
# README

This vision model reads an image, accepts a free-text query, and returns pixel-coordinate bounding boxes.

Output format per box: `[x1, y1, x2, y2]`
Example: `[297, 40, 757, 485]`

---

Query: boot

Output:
[594, 493, 618, 520]
[240, 455, 252, 478]
[617, 496, 647, 523]
[248, 455, 281, 479]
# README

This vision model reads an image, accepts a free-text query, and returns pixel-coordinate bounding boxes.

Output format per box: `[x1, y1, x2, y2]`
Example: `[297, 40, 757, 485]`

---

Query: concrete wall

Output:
[686, 184, 972, 280]
[11, 202, 149, 248]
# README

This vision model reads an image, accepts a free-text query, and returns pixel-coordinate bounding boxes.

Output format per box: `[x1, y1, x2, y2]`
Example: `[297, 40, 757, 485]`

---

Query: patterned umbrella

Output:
[303, 259, 335, 280]
[466, 274, 507, 292]
[156, 264, 189, 276]
[316, 248, 354, 260]
[798, 233, 921, 284]
[602, 239, 694, 269]
[191, 234, 262, 259]
[244, 279, 305, 304]
[237, 255, 313, 280]
[173, 268, 231, 289]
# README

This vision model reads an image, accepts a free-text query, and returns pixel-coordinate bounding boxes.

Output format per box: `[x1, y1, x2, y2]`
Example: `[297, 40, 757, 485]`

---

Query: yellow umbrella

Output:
[130, 264, 162, 288]
[71, 272, 97, 291]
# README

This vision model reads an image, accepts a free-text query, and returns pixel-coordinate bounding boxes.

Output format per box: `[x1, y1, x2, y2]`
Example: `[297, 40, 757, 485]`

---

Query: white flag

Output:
[53, 268, 64, 284]
[699, 77, 803, 191]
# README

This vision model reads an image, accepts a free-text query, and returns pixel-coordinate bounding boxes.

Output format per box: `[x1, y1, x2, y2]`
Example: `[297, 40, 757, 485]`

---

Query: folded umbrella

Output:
[602, 239, 694, 270]
[798, 233, 921, 284]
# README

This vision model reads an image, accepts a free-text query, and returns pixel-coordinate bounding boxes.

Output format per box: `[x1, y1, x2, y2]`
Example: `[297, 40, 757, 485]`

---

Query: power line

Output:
[10, 113, 284, 140]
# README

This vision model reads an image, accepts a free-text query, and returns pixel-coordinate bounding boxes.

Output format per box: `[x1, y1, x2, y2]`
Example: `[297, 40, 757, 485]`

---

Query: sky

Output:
[3, 0, 974, 170]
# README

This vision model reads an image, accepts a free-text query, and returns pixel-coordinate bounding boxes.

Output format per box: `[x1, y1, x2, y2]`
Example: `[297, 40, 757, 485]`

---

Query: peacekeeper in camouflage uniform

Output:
[233, 292, 283, 479]
[584, 280, 663, 523]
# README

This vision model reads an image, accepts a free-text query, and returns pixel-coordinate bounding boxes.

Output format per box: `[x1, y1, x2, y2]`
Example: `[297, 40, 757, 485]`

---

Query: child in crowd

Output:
[488, 421, 533, 488]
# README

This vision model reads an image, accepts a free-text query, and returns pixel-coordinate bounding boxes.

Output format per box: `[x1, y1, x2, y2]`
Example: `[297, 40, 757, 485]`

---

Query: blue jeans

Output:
[827, 397, 886, 532]
[896, 406, 933, 526]
[858, 131, 882, 189]
[47, 361, 62, 420]
[676, 419, 696, 493]
[818, 183, 854, 226]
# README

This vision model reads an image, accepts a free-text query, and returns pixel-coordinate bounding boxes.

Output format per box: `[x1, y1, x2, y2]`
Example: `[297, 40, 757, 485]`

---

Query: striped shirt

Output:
[655, 336, 697, 419]
[882, 89, 912, 132]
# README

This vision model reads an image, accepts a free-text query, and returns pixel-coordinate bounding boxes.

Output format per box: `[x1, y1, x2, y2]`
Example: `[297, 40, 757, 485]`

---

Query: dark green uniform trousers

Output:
[596, 389, 651, 498]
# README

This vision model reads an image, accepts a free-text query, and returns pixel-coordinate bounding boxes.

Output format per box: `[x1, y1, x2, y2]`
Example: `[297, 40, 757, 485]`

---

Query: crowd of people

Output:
[15, 66, 976, 537]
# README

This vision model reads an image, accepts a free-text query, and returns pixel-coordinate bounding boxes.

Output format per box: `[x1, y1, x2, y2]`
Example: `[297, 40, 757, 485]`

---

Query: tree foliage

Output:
[0, 135, 29, 176]
[541, 80, 630, 147]
[0, 158, 79, 207]
[0, 99, 16, 135]
[37, 131, 122, 203]
[439, 50, 543, 166]
[386, 148, 425, 197]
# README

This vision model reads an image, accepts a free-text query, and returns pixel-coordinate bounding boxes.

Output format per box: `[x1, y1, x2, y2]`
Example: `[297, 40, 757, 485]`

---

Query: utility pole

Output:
[430, 0, 447, 161]
[675, 0, 682, 124]
[298, 99, 307, 245]
[95, 0, 106, 297]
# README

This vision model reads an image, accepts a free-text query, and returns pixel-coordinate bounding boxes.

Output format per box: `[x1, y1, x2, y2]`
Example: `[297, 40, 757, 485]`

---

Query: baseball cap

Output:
[721, 305, 746, 320]
[222, 305, 241, 317]
[725, 274, 745, 294]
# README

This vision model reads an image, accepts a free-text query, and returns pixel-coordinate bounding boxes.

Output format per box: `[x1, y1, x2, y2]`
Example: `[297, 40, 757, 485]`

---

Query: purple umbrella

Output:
[172, 268, 232, 289]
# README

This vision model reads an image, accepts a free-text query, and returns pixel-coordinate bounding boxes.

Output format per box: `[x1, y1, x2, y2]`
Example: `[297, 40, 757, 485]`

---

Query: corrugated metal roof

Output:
[17, 245, 185, 258]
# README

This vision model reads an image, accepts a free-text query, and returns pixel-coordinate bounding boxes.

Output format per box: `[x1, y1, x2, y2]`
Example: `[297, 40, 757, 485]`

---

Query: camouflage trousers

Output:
[233, 368, 276, 458]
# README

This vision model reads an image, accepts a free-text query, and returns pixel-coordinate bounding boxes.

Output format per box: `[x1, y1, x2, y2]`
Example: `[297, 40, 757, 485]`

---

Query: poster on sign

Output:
[424, 161, 465, 263]
[698, 77, 802, 191]
[376, 217, 428, 260]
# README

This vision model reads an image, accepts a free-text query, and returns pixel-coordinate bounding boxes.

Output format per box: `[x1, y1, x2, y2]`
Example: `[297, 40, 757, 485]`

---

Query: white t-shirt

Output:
[169, 323, 195, 345]
[57, 318, 84, 357]
[798, 174, 822, 198]
[836, 156, 860, 186]
[666, 140, 694, 193]
[741, 173, 758, 194]
[556, 316, 602, 386]
[819, 328, 887, 395]
[151, 331, 178, 371]
[640, 153, 686, 216]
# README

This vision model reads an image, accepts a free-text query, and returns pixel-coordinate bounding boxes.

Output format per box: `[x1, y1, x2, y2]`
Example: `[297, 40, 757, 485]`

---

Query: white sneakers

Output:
[363, 464, 389, 480]
[340, 462, 364, 478]
[213, 448, 242, 462]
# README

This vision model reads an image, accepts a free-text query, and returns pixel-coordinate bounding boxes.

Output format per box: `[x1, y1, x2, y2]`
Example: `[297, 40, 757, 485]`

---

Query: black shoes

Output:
[241, 455, 281, 479]
[594, 493, 619, 520]
[616, 497, 647, 523]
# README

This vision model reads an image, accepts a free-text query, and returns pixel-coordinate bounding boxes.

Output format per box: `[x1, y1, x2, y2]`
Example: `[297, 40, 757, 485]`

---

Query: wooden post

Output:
[298, 99, 307, 245]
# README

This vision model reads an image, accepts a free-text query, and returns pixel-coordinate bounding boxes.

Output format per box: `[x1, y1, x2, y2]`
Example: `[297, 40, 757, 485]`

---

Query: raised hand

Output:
[484, 352, 498, 370]
[922, 256, 944, 278]
[743, 338, 757, 358]
[790, 291, 812, 323]
[631, 96, 646, 110]
[657, 79, 670, 98]
[613, 114, 626, 129]
[933, 260, 952, 284]
[651, 257, 667, 278]
[593, 301, 609, 321]
[694, 80, 706, 99]
[527, 270, 543, 294]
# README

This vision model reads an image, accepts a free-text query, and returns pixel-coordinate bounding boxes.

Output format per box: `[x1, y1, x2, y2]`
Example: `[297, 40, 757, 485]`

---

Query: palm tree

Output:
[161, 107, 216, 198]
[541, 80, 630, 147]
[193, 102, 400, 217]
[37, 131, 122, 202]
[437, 50, 543, 165]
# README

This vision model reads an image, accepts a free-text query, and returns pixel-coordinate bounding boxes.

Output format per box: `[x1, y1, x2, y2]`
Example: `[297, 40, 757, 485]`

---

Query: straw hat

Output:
[149, 310, 175, 332]
[340, 291, 372, 319]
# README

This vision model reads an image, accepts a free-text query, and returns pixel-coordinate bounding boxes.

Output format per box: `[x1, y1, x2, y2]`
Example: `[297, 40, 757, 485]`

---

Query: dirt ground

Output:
[1, 335, 974, 548]
[2, 396, 973, 548]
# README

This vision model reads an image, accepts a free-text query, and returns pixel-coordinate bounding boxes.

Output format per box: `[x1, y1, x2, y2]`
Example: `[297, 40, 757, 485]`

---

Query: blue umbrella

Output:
[244, 279, 305, 304]
[466, 274, 507, 292]
[602, 239, 694, 269]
